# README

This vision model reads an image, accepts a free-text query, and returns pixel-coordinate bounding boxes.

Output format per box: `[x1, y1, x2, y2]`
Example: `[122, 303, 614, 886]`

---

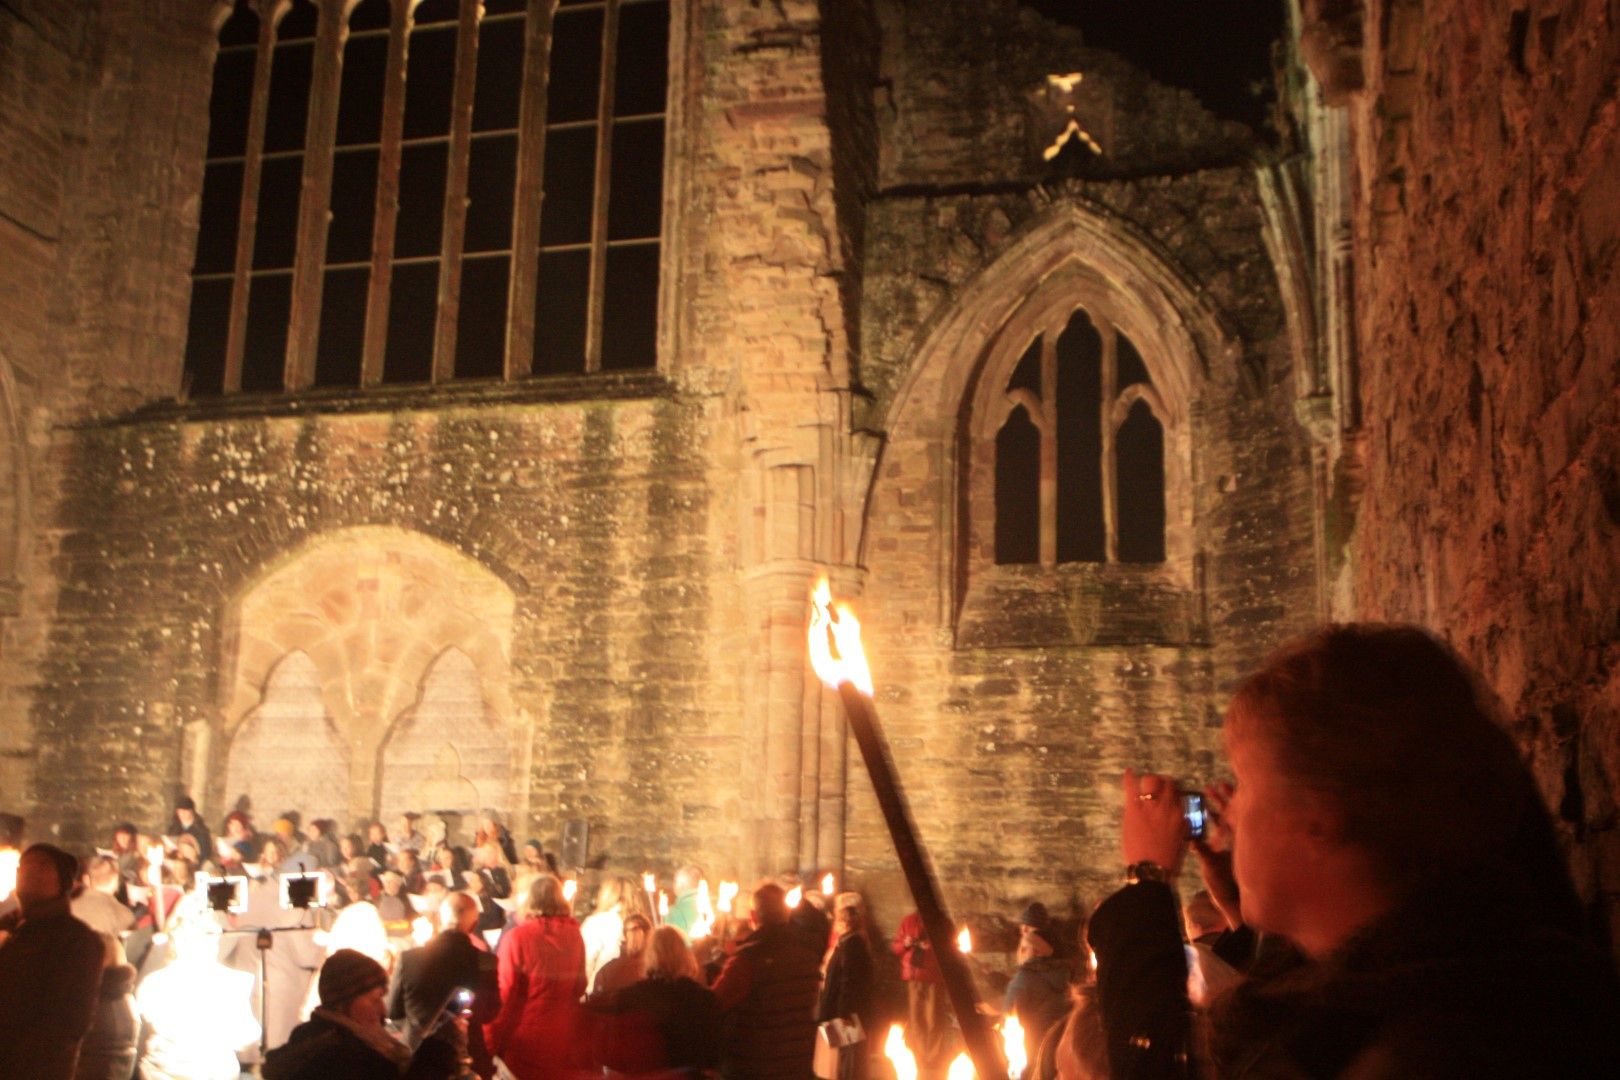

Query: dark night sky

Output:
[1017, 0, 1288, 133]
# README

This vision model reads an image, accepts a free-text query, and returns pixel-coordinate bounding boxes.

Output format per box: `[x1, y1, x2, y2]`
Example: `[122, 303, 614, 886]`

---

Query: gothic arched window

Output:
[186, 0, 671, 397]
[987, 306, 1168, 567]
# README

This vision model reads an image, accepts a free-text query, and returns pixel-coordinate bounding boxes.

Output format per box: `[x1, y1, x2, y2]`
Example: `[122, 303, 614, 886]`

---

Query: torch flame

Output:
[411, 917, 433, 946]
[717, 880, 739, 914]
[643, 871, 656, 893]
[957, 925, 972, 954]
[1003, 1012, 1028, 1079]
[820, 871, 835, 896]
[885, 1024, 918, 1080]
[946, 1052, 976, 1080]
[658, 890, 670, 919]
[808, 577, 875, 696]
[562, 878, 578, 904]
[0, 849, 17, 901]
[697, 880, 714, 922]
[785, 884, 803, 909]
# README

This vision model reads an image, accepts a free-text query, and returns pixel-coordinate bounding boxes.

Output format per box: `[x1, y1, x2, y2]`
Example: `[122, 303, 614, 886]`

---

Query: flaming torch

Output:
[716, 880, 739, 915]
[643, 871, 659, 924]
[0, 849, 18, 902]
[948, 1053, 977, 1080]
[1003, 1013, 1027, 1080]
[785, 884, 803, 909]
[562, 877, 578, 906]
[821, 871, 836, 896]
[145, 843, 167, 933]
[885, 1024, 919, 1080]
[958, 925, 973, 954]
[691, 880, 715, 939]
[808, 577, 1004, 1079]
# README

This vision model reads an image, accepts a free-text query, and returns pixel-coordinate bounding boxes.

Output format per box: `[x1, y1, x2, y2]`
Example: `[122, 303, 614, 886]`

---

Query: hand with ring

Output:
[1123, 768, 1187, 874]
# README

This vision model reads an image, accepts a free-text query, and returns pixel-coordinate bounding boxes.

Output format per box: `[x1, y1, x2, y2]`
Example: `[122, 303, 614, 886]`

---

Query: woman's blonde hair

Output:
[643, 925, 699, 981]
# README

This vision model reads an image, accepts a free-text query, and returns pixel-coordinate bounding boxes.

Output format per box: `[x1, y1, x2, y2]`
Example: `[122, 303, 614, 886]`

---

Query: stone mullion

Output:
[1100, 320, 1119, 563]
[222, 10, 279, 393]
[431, 0, 483, 382]
[360, 0, 412, 386]
[503, 0, 554, 379]
[283, 0, 348, 391]
[1038, 333, 1058, 567]
[582, 0, 621, 372]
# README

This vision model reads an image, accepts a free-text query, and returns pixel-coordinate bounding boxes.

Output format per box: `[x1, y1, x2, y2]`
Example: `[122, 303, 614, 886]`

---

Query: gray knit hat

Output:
[317, 948, 388, 1007]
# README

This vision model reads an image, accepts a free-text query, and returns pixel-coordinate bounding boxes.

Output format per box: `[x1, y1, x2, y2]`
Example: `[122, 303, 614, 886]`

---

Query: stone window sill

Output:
[954, 561, 1205, 649]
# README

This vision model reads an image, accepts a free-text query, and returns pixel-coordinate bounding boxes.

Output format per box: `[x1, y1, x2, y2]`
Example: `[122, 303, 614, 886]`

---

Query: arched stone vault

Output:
[209, 525, 519, 824]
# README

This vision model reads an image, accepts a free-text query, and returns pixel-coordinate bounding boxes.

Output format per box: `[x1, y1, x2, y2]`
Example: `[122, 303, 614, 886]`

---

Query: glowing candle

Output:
[785, 884, 803, 909]
[562, 878, 578, 904]
[957, 925, 972, 954]
[947, 1052, 976, 1080]
[821, 871, 835, 896]
[885, 1024, 918, 1080]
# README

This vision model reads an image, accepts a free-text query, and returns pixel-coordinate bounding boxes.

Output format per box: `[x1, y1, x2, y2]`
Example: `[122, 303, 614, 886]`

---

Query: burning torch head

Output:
[808, 578, 874, 696]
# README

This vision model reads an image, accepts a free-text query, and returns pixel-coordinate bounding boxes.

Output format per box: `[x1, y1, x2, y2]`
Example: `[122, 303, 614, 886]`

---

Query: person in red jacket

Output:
[483, 875, 585, 1080]
[891, 911, 951, 1071]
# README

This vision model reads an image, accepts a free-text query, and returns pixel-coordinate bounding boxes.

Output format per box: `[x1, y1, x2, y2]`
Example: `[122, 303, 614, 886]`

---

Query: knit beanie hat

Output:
[318, 949, 388, 1008]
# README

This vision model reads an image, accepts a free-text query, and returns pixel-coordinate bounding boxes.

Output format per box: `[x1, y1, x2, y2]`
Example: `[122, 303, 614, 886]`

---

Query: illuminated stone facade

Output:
[0, 0, 1614, 952]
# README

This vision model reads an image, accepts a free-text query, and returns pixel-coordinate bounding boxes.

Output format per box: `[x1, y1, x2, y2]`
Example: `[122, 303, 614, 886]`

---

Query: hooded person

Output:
[263, 949, 455, 1080]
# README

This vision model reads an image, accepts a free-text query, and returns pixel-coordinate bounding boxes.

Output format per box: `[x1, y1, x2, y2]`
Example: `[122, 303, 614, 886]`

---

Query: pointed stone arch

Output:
[864, 196, 1238, 635]
[223, 650, 351, 824]
[881, 196, 1243, 450]
[211, 525, 518, 824]
[376, 646, 512, 821]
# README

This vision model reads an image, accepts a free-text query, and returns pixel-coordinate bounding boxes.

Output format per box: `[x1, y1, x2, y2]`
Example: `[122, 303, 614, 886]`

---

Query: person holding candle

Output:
[591, 911, 653, 1000]
[891, 910, 951, 1072]
[665, 863, 705, 936]
[1091, 624, 1620, 1078]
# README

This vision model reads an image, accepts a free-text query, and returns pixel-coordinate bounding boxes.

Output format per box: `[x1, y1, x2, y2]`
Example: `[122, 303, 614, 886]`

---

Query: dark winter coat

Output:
[712, 922, 823, 1080]
[261, 1012, 456, 1080]
[0, 895, 108, 1080]
[1004, 954, 1072, 1063]
[73, 963, 139, 1080]
[1087, 874, 1620, 1079]
[597, 974, 723, 1072]
[388, 929, 496, 1049]
[818, 931, 875, 1031]
[1206, 876, 1620, 1078]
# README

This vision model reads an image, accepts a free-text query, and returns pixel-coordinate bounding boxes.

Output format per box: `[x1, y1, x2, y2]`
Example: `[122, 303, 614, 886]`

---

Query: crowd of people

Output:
[4, 624, 1620, 1079]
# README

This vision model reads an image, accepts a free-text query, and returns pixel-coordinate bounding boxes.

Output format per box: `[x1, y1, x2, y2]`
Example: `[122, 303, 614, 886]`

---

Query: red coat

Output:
[483, 915, 586, 1080]
[890, 912, 939, 983]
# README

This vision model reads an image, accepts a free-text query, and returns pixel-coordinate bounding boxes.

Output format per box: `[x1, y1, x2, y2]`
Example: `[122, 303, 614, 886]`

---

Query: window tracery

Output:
[186, 0, 670, 396]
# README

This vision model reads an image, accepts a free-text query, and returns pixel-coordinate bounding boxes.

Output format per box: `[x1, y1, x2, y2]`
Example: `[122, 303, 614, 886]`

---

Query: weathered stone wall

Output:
[845, 7, 1320, 929]
[0, 0, 215, 809]
[1335, 0, 1620, 946]
[28, 384, 743, 875]
[0, 0, 1323, 947]
[873, 0, 1256, 189]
